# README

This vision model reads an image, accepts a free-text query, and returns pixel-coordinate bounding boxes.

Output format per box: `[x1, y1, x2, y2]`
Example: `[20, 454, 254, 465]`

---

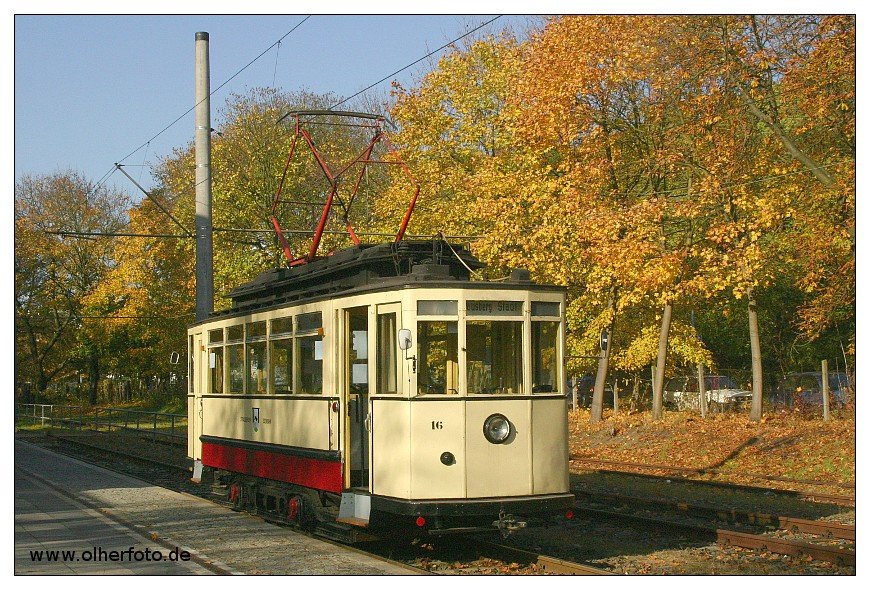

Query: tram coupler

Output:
[493, 512, 527, 538]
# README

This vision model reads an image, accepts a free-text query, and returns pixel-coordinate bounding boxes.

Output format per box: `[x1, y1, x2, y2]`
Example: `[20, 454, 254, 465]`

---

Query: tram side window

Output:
[271, 317, 292, 336]
[270, 338, 293, 394]
[467, 321, 523, 394]
[247, 321, 267, 395]
[532, 321, 560, 393]
[377, 313, 398, 394]
[298, 336, 323, 394]
[270, 317, 293, 394]
[417, 321, 458, 395]
[297, 312, 322, 332]
[349, 309, 369, 395]
[227, 324, 243, 342]
[227, 343, 244, 393]
[295, 312, 323, 394]
[209, 349, 224, 393]
[225, 324, 244, 393]
[208, 329, 224, 394]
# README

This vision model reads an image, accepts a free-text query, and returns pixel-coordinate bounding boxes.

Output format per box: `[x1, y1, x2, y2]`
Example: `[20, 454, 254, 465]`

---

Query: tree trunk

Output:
[590, 343, 611, 423]
[88, 351, 100, 406]
[21, 382, 33, 405]
[652, 301, 673, 421]
[747, 289, 764, 421]
[590, 297, 616, 424]
[631, 374, 640, 413]
[736, 88, 835, 188]
[721, 18, 836, 189]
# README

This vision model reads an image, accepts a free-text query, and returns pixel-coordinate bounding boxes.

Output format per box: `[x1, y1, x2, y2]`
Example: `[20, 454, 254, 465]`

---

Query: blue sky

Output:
[14, 14, 538, 193]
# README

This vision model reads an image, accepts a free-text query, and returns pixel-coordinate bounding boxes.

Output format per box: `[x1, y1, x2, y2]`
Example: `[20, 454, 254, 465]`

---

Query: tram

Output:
[186, 239, 574, 541]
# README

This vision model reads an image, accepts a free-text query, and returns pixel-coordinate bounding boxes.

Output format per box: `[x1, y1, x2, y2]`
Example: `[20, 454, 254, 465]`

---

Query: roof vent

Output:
[510, 268, 532, 282]
[411, 263, 452, 279]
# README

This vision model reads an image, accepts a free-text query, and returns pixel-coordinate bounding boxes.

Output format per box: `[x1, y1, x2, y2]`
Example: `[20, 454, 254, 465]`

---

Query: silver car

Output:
[664, 375, 752, 411]
[776, 372, 851, 407]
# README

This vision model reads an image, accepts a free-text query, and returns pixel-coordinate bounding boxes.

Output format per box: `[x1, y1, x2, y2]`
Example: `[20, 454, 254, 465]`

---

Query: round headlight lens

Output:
[483, 414, 511, 444]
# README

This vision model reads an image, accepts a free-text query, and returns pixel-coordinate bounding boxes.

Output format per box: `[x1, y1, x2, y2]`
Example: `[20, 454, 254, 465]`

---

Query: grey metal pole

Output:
[195, 31, 214, 322]
[612, 378, 619, 415]
[698, 363, 707, 418]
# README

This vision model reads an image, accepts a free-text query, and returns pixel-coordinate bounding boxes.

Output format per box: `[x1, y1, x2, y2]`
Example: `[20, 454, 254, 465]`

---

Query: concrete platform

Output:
[16, 467, 213, 575]
[14, 440, 416, 575]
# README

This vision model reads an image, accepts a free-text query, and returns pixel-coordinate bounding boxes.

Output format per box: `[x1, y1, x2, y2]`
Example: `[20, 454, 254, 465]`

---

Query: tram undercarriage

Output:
[206, 466, 573, 543]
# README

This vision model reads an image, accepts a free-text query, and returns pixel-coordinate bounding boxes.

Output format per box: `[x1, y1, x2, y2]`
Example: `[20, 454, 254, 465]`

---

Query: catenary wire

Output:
[328, 15, 502, 111]
[108, 16, 312, 182]
[49, 158, 849, 240]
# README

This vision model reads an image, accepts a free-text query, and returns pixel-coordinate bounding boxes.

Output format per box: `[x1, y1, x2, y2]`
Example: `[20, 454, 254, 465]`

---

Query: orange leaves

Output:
[569, 409, 855, 489]
[379, 15, 853, 378]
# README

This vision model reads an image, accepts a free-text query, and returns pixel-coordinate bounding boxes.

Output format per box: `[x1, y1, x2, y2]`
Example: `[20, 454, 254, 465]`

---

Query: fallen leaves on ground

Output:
[568, 409, 855, 490]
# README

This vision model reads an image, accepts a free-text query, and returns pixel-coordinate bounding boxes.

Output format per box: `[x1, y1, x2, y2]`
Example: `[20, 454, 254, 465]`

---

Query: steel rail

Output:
[46, 432, 190, 474]
[476, 540, 613, 575]
[574, 489, 855, 541]
[774, 516, 856, 541]
[576, 506, 855, 567]
[716, 528, 855, 567]
[574, 464, 856, 506]
[572, 457, 856, 489]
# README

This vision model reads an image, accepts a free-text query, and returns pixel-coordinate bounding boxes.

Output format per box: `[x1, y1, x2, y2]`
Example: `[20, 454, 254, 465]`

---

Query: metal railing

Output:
[15, 403, 187, 445]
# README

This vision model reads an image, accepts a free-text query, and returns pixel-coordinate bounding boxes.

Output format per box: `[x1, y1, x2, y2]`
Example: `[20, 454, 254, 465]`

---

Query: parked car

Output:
[664, 375, 752, 411]
[774, 372, 851, 407]
[568, 375, 613, 409]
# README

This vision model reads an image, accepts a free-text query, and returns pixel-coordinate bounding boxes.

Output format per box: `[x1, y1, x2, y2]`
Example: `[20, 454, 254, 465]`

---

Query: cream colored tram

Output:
[187, 241, 573, 540]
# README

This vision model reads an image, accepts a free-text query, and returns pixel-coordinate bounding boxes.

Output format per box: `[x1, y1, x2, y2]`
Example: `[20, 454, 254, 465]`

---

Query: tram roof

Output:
[196, 240, 562, 324]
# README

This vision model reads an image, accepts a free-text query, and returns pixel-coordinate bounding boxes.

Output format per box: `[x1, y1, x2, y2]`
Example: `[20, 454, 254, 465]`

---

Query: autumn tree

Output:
[383, 22, 722, 423]
[15, 172, 128, 403]
[501, 16, 724, 421]
[376, 34, 529, 247]
[676, 15, 856, 418]
[85, 88, 390, 390]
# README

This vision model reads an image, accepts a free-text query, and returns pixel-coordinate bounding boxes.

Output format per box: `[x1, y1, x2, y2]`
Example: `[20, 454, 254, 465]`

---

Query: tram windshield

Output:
[532, 321, 559, 393]
[417, 321, 459, 394]
[467, 321, 523, 394]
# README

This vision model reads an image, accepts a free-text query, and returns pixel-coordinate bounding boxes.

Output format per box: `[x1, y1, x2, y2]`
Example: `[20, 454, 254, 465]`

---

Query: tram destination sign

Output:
[467, 300, 523, 316]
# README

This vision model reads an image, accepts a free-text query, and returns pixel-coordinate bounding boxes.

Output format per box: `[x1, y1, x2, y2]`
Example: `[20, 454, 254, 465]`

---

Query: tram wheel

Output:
[229, 483, 243, 510]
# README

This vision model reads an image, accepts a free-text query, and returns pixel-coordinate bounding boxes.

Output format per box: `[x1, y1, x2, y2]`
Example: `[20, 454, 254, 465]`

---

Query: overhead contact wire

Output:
[113, 16, 312, 172]
[329, 15, 502, 111]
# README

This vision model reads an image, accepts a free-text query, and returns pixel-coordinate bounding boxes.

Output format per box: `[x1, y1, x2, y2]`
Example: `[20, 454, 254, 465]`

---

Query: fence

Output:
[568, 366, 855, 416]
[15, 403, 186, 444]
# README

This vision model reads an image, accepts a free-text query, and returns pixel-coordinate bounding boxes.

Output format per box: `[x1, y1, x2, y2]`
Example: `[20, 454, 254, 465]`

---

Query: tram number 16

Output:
[431, 421, 443, 430]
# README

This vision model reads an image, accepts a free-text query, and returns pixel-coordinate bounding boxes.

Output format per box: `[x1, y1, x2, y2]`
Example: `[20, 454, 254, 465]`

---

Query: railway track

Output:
[474, 540, 612, 575]
[18, 434, 427, 575]
[45, 431, 191, 475]
[32, 431, 854, 574]
[575, 489, 855, 540]
[572, 458, 856, 506]
[26, 433, 599, 575]
[576, 505, 855, 567]
[572, 457, 856, 490]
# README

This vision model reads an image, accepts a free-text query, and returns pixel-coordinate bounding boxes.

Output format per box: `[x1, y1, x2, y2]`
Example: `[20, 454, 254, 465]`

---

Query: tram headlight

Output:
[483, 414, 511, 444]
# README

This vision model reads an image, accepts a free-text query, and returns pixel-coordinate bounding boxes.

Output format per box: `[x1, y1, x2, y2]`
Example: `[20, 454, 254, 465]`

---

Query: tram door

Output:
[345, 307, 370, 489]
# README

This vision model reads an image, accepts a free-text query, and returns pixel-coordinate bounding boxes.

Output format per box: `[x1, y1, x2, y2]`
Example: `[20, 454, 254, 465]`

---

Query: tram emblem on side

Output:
[252, 408, 260, 433]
